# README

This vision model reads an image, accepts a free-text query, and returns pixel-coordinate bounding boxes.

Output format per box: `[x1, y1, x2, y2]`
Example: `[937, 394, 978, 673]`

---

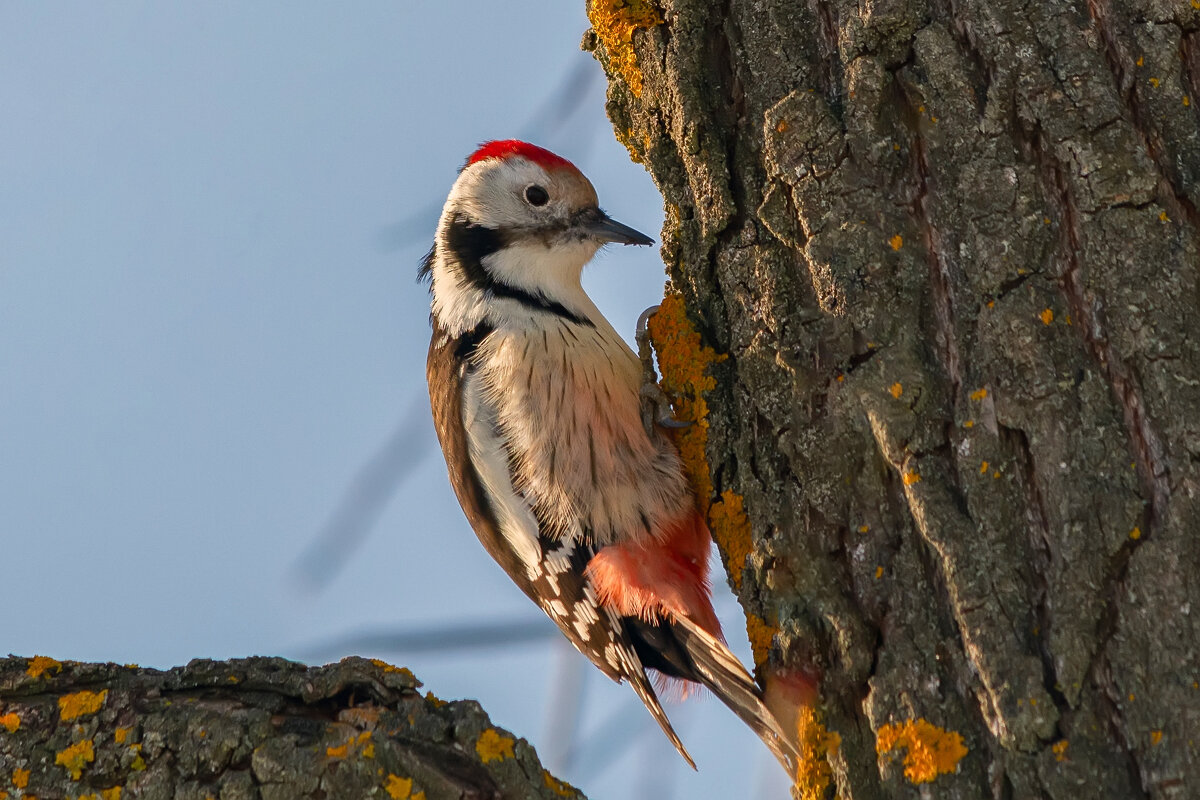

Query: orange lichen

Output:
[587, 0, 662, 96]
[12, 769, 29, 789]
[425, 691, 447, 708]
[101, 788, 122, 800]
[970, 387, 988, 401]
[1150, 730, 1163, 746]
[0, 713, 18, 733]
[980, 461, 989, 474]
[902, 469, 921, 486]
[475, 728, 514, 763]
[1185, 96, 1191, 106]
[889, 234, 903, 250]
[875, 566, 884, 579]
[1130, 527, 1142, 541]
[1159, 210, 1170, 222]
[327, 730, 374, 759]
[113, 727, 131, 744]
[876, 719, 968, 784]
[1052, 739, 1070, 762]
[542, 770, 577, 797]
[385, 774, 414, 799]
[59, 690, 107, 722]
[890, 382, 903, 398]
[964, 419, 975, 428]
[55, 739, 95, 780]
[776, 120, 790, 134]
[793, 705, 841, 800]
[1149, 77, 1160, 87]
[709, 490, 752, 589]
[745, 613, 778, 668]
[859, 524, 869, 533]
[27, 656, 61, 679]
[646, 293, 728, 515]
[1040, 308, 1054, 325]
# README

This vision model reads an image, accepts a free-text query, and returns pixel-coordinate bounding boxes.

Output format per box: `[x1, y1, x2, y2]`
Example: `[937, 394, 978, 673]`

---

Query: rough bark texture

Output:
[587, 0, 1200, 797]
[0, 656, 583, 800]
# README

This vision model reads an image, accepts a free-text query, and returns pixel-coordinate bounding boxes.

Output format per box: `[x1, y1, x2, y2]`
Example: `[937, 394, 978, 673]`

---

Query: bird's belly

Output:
[479, 324, 692, 545]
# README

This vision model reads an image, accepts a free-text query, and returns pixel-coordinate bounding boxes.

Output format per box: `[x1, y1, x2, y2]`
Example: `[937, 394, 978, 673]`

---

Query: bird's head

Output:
[421, 140, 653, 333]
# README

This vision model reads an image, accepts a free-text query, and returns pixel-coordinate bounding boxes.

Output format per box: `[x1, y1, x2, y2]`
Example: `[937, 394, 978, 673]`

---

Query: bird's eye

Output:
[524, 185, 550, 207]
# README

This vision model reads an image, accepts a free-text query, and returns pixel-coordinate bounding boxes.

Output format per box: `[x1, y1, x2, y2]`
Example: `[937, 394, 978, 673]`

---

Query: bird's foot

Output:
[636, 304, 693, 436]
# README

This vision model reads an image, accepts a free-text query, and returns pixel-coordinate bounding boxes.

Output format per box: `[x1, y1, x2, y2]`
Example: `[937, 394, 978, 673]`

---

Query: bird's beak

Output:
[580, 209, 655, 246]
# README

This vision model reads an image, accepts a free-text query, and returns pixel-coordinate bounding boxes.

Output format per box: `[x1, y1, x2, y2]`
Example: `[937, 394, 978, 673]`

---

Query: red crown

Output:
[466, 140, 577, 172]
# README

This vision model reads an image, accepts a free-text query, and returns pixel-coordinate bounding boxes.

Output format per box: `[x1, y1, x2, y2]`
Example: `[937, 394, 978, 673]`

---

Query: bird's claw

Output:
[641, 384, 693, 433]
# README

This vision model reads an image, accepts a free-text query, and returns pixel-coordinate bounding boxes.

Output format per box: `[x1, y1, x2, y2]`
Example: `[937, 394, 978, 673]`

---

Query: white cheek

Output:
[484, 240, 599, 302]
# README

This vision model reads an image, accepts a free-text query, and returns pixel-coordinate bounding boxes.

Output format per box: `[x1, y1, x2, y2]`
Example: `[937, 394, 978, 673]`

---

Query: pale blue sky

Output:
[0, 4, 787, 797]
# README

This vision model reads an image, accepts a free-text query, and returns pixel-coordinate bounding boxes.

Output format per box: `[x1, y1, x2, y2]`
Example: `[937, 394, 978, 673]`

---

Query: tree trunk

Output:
[586, 0, 1200, 797]
[0, 656, 583, 800]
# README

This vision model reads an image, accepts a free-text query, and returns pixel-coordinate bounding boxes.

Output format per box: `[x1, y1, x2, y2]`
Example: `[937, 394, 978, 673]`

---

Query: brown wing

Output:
[426, 319, 535, 600]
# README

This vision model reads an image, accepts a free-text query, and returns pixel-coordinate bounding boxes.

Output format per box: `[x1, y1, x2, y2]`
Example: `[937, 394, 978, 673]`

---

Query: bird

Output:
[420, 139, 798, 772]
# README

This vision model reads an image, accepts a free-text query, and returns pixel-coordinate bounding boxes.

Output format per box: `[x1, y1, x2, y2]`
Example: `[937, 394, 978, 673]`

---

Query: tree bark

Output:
[586, 0, 1200, 797]
[0, 656, 583, 800]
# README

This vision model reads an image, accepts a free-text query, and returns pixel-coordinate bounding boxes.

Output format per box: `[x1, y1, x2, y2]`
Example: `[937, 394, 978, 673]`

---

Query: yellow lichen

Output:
[587, 0, 663, 97]
[327, 730, 375, 759]
[1052, 739, 1069, 762]
[1150, 730, 1163, 746]
[902, 469, 921, 486]
[542, 770, 576, 797]
[876, 718, 968, 784]
[890, 382, 903, 398]
[889, 234, 903, 250]
[1149, 77, 1160, 87]
[709, 490, 752, 589]
[745, 613, 778, 669]
[27, 656, 61, 679]
[1130, 527, 1142, 541]
[425, 691, 447, 708]
[385, 774, 413, 799]
[793, 705, 841, 800]
[369, 659, 416, 683]
[0, 713, 18, 733]
[964, 419, 974, 428]
[59, 690, 107, 722]
[646, 293, 728, 514]
[55, 739, 95, 780]
[101, 788, 122, 800]
[1040, 308, 1054, 325]
[980, 461, 989, 474]
[113, 727, 131, 744]
[12, 769, 29, 789]
[475, 728, 514, 763]
[970, 387, 988, 401]
[1160, 210, 1171, 222]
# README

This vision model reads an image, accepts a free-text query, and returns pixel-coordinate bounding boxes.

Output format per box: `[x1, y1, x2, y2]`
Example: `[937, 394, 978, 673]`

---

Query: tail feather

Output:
[626, 668, 697, 770]
[673, 615, 799, 774]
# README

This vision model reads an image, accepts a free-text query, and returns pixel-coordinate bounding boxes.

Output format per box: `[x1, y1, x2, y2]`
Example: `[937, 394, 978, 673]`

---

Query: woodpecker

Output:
[421, 140, 797, 772]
